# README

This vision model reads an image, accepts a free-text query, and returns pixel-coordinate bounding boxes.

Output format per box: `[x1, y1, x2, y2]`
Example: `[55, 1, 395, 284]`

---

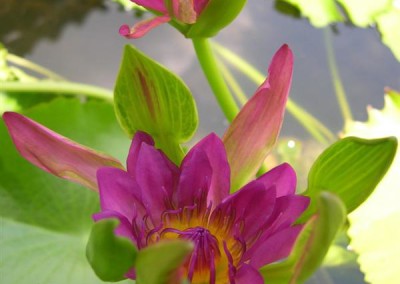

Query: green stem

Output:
[212, 42, 335, 144]
[192, 38, 239, 122]
[6, 54, 66, 81]
[0, 81, 113, 103]
[218, 59, 248, 105]
[324, 28, 353, 123]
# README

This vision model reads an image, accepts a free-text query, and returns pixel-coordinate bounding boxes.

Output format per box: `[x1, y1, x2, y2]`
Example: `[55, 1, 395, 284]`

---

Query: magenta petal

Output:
[3, 112, 123, 191]
[266, 195, 310, 233]
[119, 15, 171, 39]
[132, 0, 167, 13]
[190, 134, 230, 207]
[212, 181, 276, 241]
[193, 0, 209, 14]
[127, 131, 155, 177]
[97, 167, 145, 222]
[175, 146, 212, 209]
[249, 225, 303, 269]
[256, 163, 296, 197]
[135, 142, 175, 223]
[223, 44, 294, 191]
[93, 210, 136, 243]
[235, 264, 264, 284]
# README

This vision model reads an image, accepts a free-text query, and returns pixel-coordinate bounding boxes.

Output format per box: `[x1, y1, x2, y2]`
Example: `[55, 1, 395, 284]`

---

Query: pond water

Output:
[1, 1, 399, 283]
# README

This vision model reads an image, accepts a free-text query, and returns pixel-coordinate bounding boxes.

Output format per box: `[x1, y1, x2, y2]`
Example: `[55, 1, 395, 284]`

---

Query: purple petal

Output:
[119, 15, 171, 39]
[265, 195, 310, 233]
[126, 131, 155, 177]
[135, 142, 176, 223]
[211, 181, 276, 242]
[97, 167, 145, 222]
[190, 133, 230, 207]
[175, 146, 212, 209]
[2, 112, 123, 191]
[223, 44, 294, 191]
[249, 225, 303, 269]
[93, 210, 136, 243]
[235, 264, 264, 284]
[256, 163, 296, 197]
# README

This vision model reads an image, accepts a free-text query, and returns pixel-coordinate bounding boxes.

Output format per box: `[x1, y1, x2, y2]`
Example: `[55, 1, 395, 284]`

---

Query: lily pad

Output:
[344, 90, 400, 284]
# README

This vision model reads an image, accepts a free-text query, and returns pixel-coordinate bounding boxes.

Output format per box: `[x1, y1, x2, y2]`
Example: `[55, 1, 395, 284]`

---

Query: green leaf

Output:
[261, 192, 346, 284]
[114, 45, 198, 164]
[276, 0, 400, 61]
[376, 9, 400, 61]
[0, 98, 131, 284]
[135, 240, 193, 284]
[186, 0, 247, 38]
[278, 0, 343, 26]
[304, 136, 397, 213]
[345, 91, 400, 284]
[336, 0, 392, 27]
[86, 219, 137, 282]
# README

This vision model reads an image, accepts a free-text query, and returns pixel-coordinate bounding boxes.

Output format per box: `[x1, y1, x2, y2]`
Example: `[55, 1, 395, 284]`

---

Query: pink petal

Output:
[223, 44, 294, 191]
[249, 225, 303, 269]
[119, 15, 171, 39]
[135, 142, 176, 223]
[175, 146, 212, 209]
[265, 195, 310, 233]
[132, 0, 168, 13]
[211, 181, 276, 242]
[256, 163, 297, 197]
[235, 264, 264, 284]
[126, 131, 155, 178]
[2, 112, 123, 191]
[193, 0, 209, 14]
[97, 167, 145, 222]
[190, 133, 230, 207]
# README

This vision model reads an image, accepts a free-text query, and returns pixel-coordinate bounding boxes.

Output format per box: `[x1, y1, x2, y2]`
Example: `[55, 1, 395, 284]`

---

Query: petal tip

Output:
[119, 24, 131, 37]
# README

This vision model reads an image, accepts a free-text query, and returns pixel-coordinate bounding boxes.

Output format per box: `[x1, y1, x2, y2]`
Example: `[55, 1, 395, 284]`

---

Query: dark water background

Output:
[1, 1, 399, 283]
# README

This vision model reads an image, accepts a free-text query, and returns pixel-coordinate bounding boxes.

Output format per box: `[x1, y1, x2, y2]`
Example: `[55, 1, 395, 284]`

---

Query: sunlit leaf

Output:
[114, 45, 198, 164]
[261, 192, 346, 284]
[0, 98, 131, 284]
[304, 136, 397, 214]
[278, 0, 343, 26]
[276, 0, 400, 61]
[344, 90, 400, 284]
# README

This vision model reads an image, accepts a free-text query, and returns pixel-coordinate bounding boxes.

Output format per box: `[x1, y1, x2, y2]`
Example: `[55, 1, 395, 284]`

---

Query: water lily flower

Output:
[2, 44, 300, 282]
[95, 131, 309, 283]
[119, 0, 209, 38]
[119, 0, 246, 38]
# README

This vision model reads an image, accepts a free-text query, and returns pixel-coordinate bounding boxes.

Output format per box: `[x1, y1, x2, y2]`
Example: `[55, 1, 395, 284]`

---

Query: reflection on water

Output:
[0, 0, 106, 55]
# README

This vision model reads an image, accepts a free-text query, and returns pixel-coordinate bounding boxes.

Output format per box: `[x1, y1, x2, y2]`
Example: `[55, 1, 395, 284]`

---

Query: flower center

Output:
[163, 226, 221, 283]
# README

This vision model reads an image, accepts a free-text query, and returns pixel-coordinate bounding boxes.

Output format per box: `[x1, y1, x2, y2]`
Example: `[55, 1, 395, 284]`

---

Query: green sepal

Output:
[261, 192, 346, 283]
[186, 0, 247, 38]
[114, 45, 198, 165]
[86, 219, 137, 282]
[136, 240, 193, 284]
[304, 136, 397, 215]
